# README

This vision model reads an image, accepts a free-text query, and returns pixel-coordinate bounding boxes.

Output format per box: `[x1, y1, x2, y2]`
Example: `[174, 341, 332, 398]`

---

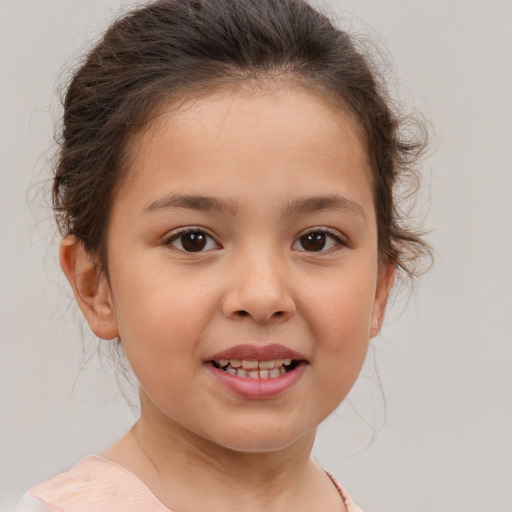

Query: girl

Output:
[19, 0, 429, 510]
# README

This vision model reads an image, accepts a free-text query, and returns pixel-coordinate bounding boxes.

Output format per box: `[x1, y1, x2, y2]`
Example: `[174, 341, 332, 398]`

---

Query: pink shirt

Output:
[21, 455, 363, 512]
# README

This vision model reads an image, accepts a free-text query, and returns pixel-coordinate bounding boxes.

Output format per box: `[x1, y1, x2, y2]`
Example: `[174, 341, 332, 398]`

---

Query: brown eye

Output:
[181, 232, 206, 251]
[169, 230, 219, 252]
[300, 232, 327, 251]
[292, 229, 343, 252]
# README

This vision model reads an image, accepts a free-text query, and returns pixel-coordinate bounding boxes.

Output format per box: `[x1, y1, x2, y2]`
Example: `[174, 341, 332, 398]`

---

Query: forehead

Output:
[120, 84, 373, 215]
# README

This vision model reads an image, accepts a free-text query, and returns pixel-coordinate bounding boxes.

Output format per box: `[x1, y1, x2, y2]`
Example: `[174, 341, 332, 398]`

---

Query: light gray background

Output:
[1, 1, 511, 511]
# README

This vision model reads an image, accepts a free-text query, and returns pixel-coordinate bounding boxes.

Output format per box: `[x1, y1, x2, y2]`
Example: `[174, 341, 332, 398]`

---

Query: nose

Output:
[222, 251, 296, 324]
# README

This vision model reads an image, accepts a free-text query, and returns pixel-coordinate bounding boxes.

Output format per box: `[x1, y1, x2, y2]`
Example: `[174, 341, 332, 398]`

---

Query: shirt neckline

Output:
[86, 453, 351, 511]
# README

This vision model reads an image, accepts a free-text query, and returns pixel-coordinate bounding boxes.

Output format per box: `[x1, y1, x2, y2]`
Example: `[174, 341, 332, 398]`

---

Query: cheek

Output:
[111, 255, 214, 334]
[301, 265, 377, 392]
[110, 271, 220, 377]
[305, 269, 376, 346]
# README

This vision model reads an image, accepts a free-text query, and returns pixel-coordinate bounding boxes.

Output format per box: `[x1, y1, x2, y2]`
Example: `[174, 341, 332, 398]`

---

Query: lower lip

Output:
[205, 362, 307, 399]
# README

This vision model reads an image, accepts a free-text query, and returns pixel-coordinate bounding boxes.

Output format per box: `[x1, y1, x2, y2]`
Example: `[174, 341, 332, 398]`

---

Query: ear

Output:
[59, 236, 119, 340]
[370, 262, 396, 338]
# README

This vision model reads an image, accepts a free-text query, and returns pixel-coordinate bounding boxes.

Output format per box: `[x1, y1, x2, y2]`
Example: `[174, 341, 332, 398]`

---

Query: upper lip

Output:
[207, 343, 307, 362]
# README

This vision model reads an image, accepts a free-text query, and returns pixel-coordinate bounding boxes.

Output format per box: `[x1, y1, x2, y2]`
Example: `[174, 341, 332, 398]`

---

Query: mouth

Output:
[205, 344, 308, 397]
[210, 358, 301, 379]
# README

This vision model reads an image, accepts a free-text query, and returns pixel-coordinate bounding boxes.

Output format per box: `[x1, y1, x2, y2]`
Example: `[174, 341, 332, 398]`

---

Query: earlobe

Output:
[370, 263, 396, 338]
[59, 236, 119, 340]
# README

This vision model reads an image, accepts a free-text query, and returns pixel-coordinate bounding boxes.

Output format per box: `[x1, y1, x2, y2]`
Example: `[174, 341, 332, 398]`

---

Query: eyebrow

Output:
[141, 192, 365, 221]
[284, 194, 366, 221]
[141, 193, 239, 217]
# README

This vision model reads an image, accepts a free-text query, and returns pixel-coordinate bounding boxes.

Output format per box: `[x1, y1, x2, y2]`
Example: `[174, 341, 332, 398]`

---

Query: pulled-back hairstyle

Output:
[53, 0, 430, 277]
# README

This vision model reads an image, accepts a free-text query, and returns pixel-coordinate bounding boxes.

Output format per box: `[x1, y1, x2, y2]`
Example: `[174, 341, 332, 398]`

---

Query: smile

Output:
[206, 343, 308, 398]
[211, 358, 299, 379]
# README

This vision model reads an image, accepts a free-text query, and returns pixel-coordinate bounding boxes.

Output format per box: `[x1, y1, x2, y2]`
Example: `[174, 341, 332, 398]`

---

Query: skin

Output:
[61, 84, 394, 512]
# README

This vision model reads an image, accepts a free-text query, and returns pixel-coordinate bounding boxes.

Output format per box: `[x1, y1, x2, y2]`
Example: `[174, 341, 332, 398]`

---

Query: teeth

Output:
[269, 368, 281, 378]
[215, 357, 298, 379]
[241, 360, 259, 370]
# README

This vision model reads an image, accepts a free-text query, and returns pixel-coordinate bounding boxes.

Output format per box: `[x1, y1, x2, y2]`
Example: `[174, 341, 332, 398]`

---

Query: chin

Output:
[200, 423, 315, 455]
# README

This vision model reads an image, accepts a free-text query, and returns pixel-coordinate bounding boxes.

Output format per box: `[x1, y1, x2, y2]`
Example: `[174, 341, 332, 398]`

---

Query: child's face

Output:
[87, 85, 393, 452]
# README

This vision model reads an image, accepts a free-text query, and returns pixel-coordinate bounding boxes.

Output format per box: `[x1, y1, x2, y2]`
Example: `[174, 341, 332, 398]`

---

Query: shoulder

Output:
[337, 484, 365, 512]
[16, 495, 62, 512]
[325, 471, 365, 512]
[24, 455, 171, 512]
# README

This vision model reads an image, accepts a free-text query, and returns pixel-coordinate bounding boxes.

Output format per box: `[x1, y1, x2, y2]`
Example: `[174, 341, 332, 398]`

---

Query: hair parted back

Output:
[53, 0, 430, 278]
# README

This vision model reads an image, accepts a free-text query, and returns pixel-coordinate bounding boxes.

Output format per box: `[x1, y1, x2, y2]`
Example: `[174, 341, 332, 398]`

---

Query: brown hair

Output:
[53, 0, 430, 277]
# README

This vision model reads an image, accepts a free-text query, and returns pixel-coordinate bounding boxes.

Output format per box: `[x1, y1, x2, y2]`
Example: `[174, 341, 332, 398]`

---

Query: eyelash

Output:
[162, 227, 348, 253]
[163, 227, 220, 253]
[292, 227, 348, 253]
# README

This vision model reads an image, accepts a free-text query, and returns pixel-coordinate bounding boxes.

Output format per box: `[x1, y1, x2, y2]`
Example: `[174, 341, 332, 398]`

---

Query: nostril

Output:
[234, 309, 287, 320]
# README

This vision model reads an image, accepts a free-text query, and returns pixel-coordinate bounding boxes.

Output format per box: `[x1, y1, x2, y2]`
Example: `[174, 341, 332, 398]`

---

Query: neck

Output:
[135, 408, 316, 511]
[103, 393, 344, 512]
